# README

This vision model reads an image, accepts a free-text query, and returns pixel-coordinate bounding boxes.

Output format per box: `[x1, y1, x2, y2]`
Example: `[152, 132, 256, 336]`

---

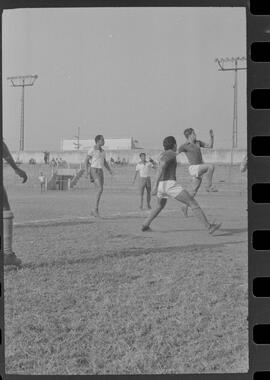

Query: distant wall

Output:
[62, 138, 133, 151]
[11, 149, 247, 165]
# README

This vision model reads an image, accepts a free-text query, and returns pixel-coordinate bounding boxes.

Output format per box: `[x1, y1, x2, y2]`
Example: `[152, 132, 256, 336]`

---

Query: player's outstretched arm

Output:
[84, 155, 90, 171]
[132, 170, 138, 184]
[149, 158, 158, 169]
[200, 129, 214, 148]
[2, 141, 27, 183]
[178, 144, 186, 154]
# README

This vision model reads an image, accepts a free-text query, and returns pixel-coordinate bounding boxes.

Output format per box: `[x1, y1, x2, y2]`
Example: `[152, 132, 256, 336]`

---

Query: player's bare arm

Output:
[104, 159, 113, 175]
[85, 154, 91, 171]
[149, 157, 158, 169]
[200, 129, 214, 148]
[132, 170, 138, 184]
[178, 145, 186, 154]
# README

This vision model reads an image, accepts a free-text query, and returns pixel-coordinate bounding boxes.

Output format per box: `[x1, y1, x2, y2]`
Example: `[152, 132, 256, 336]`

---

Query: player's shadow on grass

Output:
[21, 240, 247, 270]
[158, 227, 247, 237]
[213, 227, 247, 237]
[102, 214, 146, 220]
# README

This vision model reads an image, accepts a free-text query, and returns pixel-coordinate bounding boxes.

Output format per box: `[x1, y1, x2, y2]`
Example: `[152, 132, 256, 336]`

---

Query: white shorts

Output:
[188, 165, 201, 178]
[157, 180, 183, 199]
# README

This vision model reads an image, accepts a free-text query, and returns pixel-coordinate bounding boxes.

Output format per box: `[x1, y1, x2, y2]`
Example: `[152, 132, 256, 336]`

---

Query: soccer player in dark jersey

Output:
[141, 136, 221, 234]
[2, 140, 28, 267]
[178, 128, 217, 217]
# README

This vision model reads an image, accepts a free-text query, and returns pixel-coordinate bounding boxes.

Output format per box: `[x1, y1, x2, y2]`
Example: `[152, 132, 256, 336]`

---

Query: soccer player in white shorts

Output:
[132, 152, 156, 209]
[141, 136, 221, 234]
[178, 128, 217, 216]
[85, 135, 113, 217]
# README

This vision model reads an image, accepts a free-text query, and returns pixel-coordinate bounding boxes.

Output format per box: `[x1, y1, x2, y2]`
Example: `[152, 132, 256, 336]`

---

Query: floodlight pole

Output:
[233, 60, 238, 148]
[7, 75, 38, 151]
[215, 58, 246, 177]
[215, 57, 246, 150]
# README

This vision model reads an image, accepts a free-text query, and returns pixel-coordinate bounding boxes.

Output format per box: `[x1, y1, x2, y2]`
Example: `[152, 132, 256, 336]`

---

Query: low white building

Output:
[61, 137, 137, 151]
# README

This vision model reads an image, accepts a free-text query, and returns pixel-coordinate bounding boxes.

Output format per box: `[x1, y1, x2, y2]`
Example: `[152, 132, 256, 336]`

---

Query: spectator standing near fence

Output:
[38, 172, 46, 192]
[133, 153, 157, 210]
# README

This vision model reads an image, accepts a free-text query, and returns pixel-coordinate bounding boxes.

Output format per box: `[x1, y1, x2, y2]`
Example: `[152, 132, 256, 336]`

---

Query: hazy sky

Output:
[2, 7, 246, 151]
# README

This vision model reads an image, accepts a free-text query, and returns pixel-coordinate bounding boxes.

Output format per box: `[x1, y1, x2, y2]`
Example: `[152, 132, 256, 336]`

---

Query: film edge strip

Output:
[250, 1, 270, 379]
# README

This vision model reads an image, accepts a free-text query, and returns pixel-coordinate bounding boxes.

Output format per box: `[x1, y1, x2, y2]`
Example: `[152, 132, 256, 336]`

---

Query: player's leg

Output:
[198, 164, 217, 191]
[2, 186, 22, 267]
[91, 169, 104, 216]
[181, 176, 202, 217]
[139, 179, 145, 209]
[146, 177, 151, 209]
[142, 197, 167, 231]
[190, 176, 203, 197]
[175, 189, 221, 234]
[89, 169, 95, 183]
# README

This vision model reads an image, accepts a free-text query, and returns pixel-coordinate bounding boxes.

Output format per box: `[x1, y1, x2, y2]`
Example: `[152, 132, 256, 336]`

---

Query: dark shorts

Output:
[90, 167, 104, 186]
[139, 177, 151, 192]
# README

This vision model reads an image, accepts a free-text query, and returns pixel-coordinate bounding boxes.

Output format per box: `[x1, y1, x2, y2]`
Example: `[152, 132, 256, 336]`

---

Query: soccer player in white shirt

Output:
[133, 153, 156, 210]
[85, 135, 113, 217]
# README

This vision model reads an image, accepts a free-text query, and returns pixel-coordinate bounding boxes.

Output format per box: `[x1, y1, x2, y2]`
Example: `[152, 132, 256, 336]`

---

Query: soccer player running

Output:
[132, 153, 157, 210]
[141, 136, 221, 234]
[85, 135, 113, 217]
[2, 140, 28, 267]
[178, 128, 217, 217]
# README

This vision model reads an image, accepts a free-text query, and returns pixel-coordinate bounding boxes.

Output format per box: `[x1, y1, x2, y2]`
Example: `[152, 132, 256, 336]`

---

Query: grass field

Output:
[4, 163, 248, 375]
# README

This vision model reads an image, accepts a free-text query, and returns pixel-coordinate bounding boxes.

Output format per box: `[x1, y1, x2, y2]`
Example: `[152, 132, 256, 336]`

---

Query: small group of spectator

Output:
[110, 157, 128, 166]
[49, 157, 67, 169]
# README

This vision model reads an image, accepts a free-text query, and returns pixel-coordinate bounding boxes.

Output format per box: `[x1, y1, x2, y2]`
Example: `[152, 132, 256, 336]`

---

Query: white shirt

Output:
[38, 176, 45, 183]
[136, 161, 153, 178]
[88, 147, 106, 169]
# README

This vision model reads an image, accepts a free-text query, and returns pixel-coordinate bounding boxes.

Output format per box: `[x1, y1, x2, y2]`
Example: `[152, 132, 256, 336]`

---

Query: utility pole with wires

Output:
[7, 75, 38, 152]
[214, 57, 246, 180]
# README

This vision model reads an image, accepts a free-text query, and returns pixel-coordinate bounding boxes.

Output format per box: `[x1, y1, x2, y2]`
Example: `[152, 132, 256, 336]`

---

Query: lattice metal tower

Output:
[7, 75, 38, 151]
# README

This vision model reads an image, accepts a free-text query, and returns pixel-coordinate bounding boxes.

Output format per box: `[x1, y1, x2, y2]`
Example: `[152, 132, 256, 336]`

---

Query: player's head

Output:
[139, 152, 146, 162]
[184, 128, 196, 142]
[95, 135, 105, 146]
[163, 136, 177, 151]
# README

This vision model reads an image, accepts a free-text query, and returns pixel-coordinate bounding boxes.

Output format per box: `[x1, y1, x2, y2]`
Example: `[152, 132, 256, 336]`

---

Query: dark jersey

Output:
[178, 140, 204, 165]
[159, 150, 177, 181]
